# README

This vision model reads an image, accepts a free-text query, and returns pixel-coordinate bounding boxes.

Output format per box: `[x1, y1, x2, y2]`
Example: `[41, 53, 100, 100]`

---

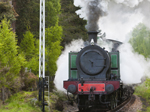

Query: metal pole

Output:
[39, 78, 42, 101]
[42, 78, 45, 112]
[39, 0, 45, 78]
[39, 0, 45, 111]
[39, 0, 42, 79]
[43, 0, 45, 79]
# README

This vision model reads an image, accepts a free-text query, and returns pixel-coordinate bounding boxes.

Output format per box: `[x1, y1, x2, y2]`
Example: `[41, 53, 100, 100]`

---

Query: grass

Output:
[0, 91, 41, 112]
[134, 78, 150, 112]
[134, 79, 150, 101]
[0, 89, 68, 112]
[146, 107, 150, 112]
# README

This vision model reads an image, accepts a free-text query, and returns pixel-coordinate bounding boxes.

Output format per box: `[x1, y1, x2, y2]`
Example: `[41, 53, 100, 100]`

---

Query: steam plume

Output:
[75, 0, 108, 31]
[114, 0, 143, 7]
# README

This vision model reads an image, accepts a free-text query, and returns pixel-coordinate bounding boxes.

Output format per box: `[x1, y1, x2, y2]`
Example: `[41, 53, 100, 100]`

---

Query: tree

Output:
[0, 2, 17, 22]
[16, 0, 63, 78]
[44, 0, 63, 78]
[0, 18, 26, 103]
[130, 23, 150, 58]
[20, 30, 39, 74]
[15, 0, 39, 43]
[45, 25, 63, 76]
[59, 0, 87, 47]
[45, 0, 61, 27]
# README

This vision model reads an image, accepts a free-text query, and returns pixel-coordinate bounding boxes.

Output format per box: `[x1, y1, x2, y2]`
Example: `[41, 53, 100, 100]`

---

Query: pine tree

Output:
[59, 0, 87, 47]
[45, 0, 63, 77]
[20, 31, 39, 74]
[45, 0, 61, 27]
[0, 18, 26, 103]
[15, 0, 39, 43]
[46, 25, 63, 76]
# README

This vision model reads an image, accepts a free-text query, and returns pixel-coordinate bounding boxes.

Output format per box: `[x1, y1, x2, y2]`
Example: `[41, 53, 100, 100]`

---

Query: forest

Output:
[0, 0, 87, 111]
[0, 0, 150, 112]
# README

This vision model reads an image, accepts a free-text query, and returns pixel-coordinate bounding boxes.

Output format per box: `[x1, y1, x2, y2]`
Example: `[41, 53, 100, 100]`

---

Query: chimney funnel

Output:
[87, 31, 99, 44]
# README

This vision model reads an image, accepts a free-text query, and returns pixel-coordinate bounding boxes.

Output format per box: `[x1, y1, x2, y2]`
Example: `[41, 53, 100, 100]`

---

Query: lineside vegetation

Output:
[130, 23, 150, 112]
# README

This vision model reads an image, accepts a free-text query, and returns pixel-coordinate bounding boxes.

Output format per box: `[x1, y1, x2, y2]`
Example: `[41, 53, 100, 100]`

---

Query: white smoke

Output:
[99, 3, 143, 42]
[97, 0, 150, 84]
[54, 39, 84, 91]
[114, 0, 143, 7]
[74, 0, 150, 84]
[97, 38, 113, 52]
[119, 43, 150, 84]
[137, 1, 150, 29]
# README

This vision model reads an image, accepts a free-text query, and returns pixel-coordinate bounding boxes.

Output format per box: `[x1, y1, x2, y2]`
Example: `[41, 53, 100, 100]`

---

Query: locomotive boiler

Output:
[63, 31, 128, 111]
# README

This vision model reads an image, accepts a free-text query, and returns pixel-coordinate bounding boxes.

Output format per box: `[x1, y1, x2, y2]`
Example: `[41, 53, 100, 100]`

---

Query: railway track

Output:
[76, 95, 135, 112]
[108, 95, 135, 112]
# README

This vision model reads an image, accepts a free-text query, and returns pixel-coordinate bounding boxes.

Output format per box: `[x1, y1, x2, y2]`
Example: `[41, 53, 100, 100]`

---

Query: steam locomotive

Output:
[63, 31, 131, 111]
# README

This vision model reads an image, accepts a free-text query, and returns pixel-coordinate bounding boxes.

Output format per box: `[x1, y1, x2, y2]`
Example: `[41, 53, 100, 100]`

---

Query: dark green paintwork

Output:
[69, 52, 78, 79]
[109, 52, 120, 79]
[71, 55, 77, 68]
[71, 70, 77, 79]
[111, 54, 118, 68]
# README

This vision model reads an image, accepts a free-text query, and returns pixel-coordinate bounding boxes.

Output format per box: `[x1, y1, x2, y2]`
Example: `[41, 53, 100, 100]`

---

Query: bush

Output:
[134, 78, 150, 101]
[22, 72, 38, 91]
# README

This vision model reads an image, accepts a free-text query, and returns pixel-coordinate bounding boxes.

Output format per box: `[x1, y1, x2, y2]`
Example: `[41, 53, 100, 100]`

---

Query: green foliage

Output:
[44, 0, 63, 77]
[46, 0, 61, 27]
[46, 25, 63, 76]
[0, 91, 41, 112]
[134, 78, 150, 100]
[59, 0, 87, 47]
[15, 0, 87, 47]
[16, 0, 63, 78]
[146, 107, 150, 112]
[20, 31, 39, 74]
[134, 78, 150, 111]
[0, 18, 26, 88]
[20, 31, 36, 60]
[15, 0, 39, 42]
[130, 23, 150, 58]
[0, 2, 16, 22]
